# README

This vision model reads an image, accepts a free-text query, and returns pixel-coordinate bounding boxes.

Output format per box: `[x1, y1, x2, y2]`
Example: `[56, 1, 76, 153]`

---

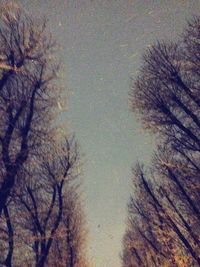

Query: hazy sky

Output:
[15, 1, 200, 266]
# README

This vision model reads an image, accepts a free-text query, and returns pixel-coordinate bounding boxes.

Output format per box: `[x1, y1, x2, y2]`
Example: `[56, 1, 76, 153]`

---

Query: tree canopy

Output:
[0, 3, 88, 267]
[122, 16, 200, 267]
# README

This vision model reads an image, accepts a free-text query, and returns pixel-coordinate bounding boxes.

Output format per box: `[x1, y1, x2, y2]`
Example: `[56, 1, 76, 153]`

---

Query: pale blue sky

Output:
[16, 1, 200, 266]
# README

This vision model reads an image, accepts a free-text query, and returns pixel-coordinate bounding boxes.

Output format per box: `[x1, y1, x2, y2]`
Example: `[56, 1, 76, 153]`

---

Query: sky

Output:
[13, 0, 200, 266]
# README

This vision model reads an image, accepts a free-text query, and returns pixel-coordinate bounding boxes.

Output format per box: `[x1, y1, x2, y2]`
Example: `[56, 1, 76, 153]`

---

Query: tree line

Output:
[0, 3, 88, 267]
[121, 16, 200, 267]
[2, 2, 200, 267]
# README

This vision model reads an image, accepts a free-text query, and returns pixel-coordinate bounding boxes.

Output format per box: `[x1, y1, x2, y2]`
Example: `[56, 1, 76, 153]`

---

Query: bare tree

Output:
[123, 15, 200, 267]
[47, 189, 88, 267]
[122, 165, 178, 267]
[130, 21, 200, 154]
[10, 136, 80, 267]
[0, 2, 59, 215]
[122, 164, 199, 267]
[0, 4, 88, 267]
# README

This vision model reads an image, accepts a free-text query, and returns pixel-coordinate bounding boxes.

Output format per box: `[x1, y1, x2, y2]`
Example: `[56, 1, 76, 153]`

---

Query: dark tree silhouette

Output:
[122, 16, 200, 267]
[0, 2, 59, 216]
[13, 137, 80, 267]
[0, 3, 89, 267]
[48, 189, 88, 267]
